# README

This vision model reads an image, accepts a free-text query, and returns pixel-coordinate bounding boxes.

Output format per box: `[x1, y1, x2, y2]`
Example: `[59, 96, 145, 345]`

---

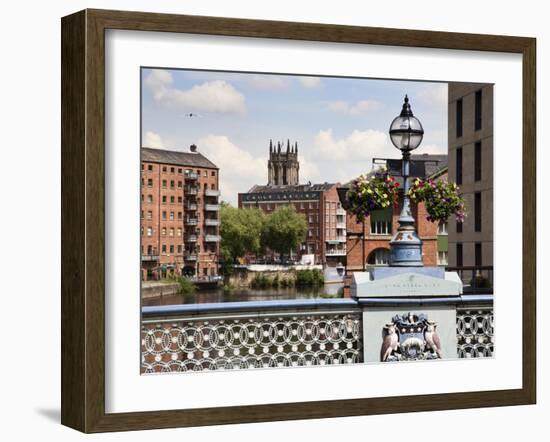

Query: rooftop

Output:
[141, 147, 218, 169]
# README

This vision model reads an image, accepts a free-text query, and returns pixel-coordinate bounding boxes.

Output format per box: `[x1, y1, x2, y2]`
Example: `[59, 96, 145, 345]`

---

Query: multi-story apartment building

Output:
[140, 145, 220, 280]
[447, 83, 493, 271]
[238, 141, 346, 266]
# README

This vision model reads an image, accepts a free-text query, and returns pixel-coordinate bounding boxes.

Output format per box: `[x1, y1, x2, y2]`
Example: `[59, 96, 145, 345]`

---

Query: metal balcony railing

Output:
[184, 171, 198, 180]
[205, 204, 220, 211]
[141, 254, 159, 261]
[185, 217, 198, 225]
[204, 218, 220, 226]
[185, 186, 198, 195]
[205, 189, 220, 197]
[204, 234, 221, 242]
[184, 252, 197, 261]
[185, 235, 197, 242]
[185, 203, 198, 211]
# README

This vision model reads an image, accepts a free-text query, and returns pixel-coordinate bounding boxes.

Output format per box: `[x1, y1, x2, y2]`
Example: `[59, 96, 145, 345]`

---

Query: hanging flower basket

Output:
[408, 178, 466, 223]
[346, 168, 399, 222]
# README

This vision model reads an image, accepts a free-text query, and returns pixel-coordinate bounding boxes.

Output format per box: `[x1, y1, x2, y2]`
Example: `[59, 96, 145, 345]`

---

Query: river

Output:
[142, 283, 344, 306]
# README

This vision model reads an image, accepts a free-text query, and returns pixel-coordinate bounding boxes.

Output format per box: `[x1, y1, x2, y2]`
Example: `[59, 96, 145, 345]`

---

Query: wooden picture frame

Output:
[61, 8, 536, 433]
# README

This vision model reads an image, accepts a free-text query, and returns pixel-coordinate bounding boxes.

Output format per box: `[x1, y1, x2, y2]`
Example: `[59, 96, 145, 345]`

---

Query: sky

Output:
[141, 68, 448, 205]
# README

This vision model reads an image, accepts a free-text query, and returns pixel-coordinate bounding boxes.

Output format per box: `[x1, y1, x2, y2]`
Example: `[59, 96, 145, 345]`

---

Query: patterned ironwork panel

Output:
[456, 309, 494, 358]
[142, 314, 363, 373]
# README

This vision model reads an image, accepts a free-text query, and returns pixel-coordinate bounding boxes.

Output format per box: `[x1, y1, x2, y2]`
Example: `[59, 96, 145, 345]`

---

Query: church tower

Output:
[267, 139, 300, 186]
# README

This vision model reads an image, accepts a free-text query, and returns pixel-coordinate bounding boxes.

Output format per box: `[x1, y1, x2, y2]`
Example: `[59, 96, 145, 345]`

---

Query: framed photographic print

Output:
[61, 9, 536, 433]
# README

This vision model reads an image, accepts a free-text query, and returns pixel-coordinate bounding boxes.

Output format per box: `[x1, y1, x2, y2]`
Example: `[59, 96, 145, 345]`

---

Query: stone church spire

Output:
[267, 139, 300, 186]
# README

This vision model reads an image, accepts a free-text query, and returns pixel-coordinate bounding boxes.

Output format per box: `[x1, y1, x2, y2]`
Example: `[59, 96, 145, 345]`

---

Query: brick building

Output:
[344, 154, 449, 278]
[140, 145, 220, 280]
[238, 141, 346, 266]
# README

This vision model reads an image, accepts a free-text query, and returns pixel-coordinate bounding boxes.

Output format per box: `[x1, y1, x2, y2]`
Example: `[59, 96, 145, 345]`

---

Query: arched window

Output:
[367, 248, 390, 266]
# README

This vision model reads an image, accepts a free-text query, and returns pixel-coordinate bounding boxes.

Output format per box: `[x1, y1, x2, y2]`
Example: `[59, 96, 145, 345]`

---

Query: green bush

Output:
[251, 273, 272, 289]
[295, 269, 324, 287]
[176, 276, 196, 295]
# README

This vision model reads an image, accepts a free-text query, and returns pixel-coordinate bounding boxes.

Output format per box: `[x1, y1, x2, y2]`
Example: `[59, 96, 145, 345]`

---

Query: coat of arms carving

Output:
[380, 312, 442, 362]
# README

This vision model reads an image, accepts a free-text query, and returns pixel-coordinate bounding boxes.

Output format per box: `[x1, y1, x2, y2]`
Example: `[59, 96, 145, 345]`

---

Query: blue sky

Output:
[141, 68, 448, 205]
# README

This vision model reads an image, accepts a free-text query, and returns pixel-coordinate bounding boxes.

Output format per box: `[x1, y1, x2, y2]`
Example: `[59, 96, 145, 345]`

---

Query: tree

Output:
[220, 202, 266, 263]
[262, 205, 307, 259]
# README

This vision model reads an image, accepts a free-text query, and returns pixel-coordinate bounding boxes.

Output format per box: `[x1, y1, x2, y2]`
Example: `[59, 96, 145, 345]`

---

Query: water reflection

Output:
[142, 284, 343, 306]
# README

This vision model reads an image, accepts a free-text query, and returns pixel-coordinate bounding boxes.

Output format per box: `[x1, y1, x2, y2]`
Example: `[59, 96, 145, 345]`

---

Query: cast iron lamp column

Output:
[388, 95, 425, 266]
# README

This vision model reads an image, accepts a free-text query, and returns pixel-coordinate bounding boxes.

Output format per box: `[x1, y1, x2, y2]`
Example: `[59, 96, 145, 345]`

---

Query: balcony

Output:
[205, 204, 220, 212]
[204, 218, 220, 226]
[185, 217, 198, 226]
[141, 296, 493, 373]
[185, 234, 198, 242]
[184, 171, 198, 180]
[325, 248, 346, 256]
[141, 254, 159, 262]
[205, 188, 220, 197]
[185, 253, 197, 261]
[336, 222, 347, 229]
[336, 208, 346, 216]
[204, 234, 221, 242]
[185, 186, 198, 195]
[185, 203, 198, 211]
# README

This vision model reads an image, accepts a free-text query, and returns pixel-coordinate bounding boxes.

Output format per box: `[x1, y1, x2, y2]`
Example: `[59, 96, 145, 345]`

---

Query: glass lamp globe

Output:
[389, 95, 424, 152]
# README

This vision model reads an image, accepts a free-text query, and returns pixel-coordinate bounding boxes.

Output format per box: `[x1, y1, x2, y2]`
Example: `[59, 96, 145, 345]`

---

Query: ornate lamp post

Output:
[389, 95, 425, 266]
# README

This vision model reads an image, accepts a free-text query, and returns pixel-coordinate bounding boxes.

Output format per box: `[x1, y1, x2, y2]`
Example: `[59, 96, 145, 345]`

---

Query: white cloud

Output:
[145, 69, 246, 114]
[416, 83, 448, 107]
[325, 99, 383, 115]
[143, 131, 166, 149]
[197, 135, 266, 205]
[298, 77, 321, 88]
[314, 128, 391, 161]
[248, 75, 289, 90]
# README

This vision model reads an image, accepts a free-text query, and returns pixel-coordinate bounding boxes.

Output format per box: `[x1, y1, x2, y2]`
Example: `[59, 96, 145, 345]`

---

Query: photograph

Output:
[139, 68, 494, 373]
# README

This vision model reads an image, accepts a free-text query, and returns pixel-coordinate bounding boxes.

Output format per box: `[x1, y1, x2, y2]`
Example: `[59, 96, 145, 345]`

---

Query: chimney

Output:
[190, 144, 197, 153]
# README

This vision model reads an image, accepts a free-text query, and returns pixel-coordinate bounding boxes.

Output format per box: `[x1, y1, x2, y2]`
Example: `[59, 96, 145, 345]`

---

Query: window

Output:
[170, 167, 175, 173]
[475, 192, 482, 232]
[148, 164, 153, 171]
[162, 211, 166, 220]
[438, 221, 448, 235]
[456, 243, 463, 267]
[177, 181, 182, 188]
[177, 228, 182, 236]
[456, 98, 463, 137]
[140, 210, 144, 219]
[147, 227, 152, 237]
[140, 227, 144, 236]
[177, 212, 182, 219]
[178, 196, 182, 203]
[147, 179, 153, 187]
[204, 171, 207, 177]
[211, 171, 216, 177]
[438, 251, 448, 266]
[170, 196, 175, 204]
[162, 195, 166, 203]
[170, 180, 175, 188]
[367, 248, 390, 266]
[456, 219, 463, 233]
[371, 219, 392, 235]
[475, 141, 482, 181]
[147, 211, 152, 220]
[475, 242, 482, 266]
[169, 228, 174, 237]
[162, 166, 167, 172]
[177, 245, 182, 253]
[162, 244, 166, 253]
[456, 147, 463, 185]
[147, 195, 153, 203]
[475, 89, 482, 131]
[178, 168, 182, 174]
[170, 211, 174, 220]
[162, 180, 167, 188]
[162, 227, 167, 236]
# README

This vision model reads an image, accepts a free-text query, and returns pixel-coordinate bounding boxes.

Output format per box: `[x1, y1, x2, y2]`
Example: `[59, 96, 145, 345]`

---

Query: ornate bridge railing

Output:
[142, 295, 493, 373]
[142, 299, 362, 373]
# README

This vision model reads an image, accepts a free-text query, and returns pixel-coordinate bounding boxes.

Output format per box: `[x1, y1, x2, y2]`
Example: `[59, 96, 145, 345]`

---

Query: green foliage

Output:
[220, 202, 266, 262]
[250, 273, 272, 289]
[346, 168, 399, 221]
[176, 276, 196, 295]
[261, 205, 307, 257]
[295, 269, 324, 287]
[408, 178, 466, 223]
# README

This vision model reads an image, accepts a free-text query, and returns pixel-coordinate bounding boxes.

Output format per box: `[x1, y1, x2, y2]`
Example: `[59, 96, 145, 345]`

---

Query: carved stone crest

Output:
[380, 312, 442, 362]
